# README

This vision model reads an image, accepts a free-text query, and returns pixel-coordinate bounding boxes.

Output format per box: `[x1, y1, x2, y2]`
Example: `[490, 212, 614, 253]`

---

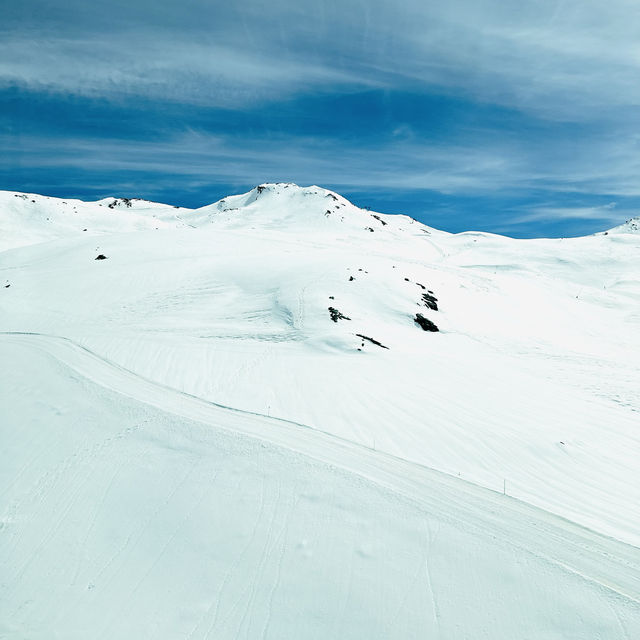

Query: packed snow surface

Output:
[1, 183, 639, 638]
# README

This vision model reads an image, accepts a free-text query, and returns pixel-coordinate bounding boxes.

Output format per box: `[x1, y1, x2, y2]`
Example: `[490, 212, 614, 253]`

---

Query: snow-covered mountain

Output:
[0, 183, 431, 252]
[1, 184, 639, 638]
[604, 215, 640, 235]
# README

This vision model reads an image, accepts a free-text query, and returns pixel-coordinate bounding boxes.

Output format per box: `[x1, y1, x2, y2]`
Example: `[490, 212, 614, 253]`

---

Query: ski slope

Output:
[1, 184, 639, 638]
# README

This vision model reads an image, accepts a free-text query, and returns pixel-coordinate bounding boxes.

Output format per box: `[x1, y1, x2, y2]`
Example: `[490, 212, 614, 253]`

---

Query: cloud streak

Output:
[4, 0, 640, 117]
[2, 126, 637, 203]
[0, 35, 375, 107]
[512, 203, 622, 223]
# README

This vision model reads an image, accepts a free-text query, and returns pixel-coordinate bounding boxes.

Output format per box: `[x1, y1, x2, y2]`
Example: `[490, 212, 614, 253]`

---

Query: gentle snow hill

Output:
[0, 191, 193, 251]
[1, 183, 640, 638]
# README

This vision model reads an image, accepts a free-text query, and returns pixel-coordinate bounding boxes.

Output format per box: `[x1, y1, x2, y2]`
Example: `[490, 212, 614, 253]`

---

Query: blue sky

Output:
[2, 0, 640, 237]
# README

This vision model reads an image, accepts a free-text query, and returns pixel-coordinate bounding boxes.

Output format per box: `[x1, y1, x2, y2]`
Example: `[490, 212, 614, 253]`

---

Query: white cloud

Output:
[4, 0, 640, 119]
[385, 0, 640, 119]
[0, 34, 376, 107]
[0, 128, 527, 196]
[513, 203, 622, 225]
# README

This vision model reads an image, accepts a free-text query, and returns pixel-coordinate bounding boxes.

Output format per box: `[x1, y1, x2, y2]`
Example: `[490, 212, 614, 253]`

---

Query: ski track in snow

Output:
[0, 331, 639, 638]
[2, 331, 639, 603]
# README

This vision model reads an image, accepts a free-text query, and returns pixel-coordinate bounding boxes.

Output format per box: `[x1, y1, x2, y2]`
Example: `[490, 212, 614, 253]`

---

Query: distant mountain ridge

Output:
[2, 183, 637, 253]
[0, 183, 430, 252]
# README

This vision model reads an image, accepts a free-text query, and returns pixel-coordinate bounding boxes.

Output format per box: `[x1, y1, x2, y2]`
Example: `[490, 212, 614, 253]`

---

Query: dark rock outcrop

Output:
[421, 293, 438, 311]
[356, 334, 389, 349]
[414, 313, 439, 332]
[328, 307, 351, 322]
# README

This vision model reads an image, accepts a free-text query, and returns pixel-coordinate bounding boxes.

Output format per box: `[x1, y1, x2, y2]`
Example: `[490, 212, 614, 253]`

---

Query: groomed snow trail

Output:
[1, 333, 638, 639]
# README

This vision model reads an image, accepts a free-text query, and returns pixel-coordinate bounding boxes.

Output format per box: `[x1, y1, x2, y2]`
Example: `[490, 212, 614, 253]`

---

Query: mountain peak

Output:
[604, 216, 640, 235]
[230, 182, 354, 208]
[192, 183, 391, 234]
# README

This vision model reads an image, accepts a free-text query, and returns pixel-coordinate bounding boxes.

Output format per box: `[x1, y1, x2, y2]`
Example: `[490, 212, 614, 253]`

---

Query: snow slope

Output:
[0, 191, 193, 252]
[1, 184, 639, 638]
[603, 216, 640, 235]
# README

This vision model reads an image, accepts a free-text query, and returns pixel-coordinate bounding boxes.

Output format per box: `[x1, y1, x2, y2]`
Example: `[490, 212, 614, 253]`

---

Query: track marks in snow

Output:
[2, 334, 640, 639]
[99, 462, 217, 640]
[6, 420, 144, 592]
[92, 461, 196, 596]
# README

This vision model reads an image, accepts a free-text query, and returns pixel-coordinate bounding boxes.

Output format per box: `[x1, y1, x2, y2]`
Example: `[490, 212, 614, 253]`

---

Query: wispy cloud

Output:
[512, 203, 622, 224]
[0, 35, 375, 107]
[0, 128, 526, 195]
[2, 123, 640, 202]
[4, 0, 640, 118]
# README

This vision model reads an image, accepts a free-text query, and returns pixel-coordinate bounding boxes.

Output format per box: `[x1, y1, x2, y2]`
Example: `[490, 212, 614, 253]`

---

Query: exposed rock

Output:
[421, 293, 438, 311]
[356, 334, 389, 349]
[328, 307, 351, 322]
[108, 198, 133, 209]
[414, 313, 439, 332]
